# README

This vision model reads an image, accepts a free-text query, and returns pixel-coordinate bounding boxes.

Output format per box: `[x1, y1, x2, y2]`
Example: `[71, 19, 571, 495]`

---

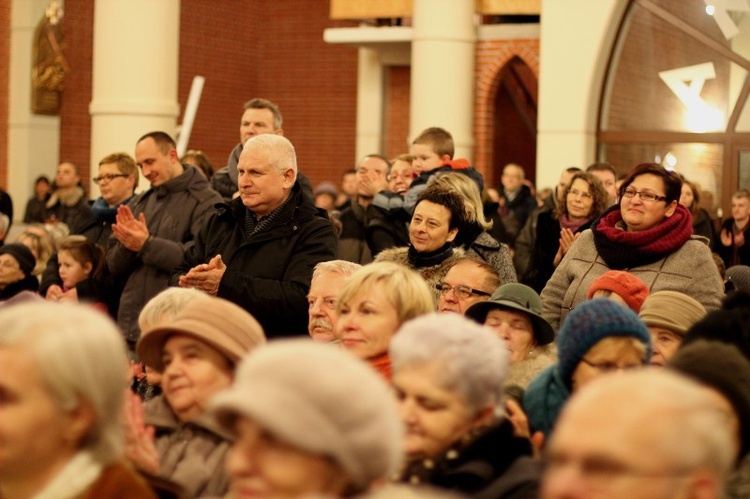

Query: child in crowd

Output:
[586, 269, 650, 313]
[53, 236, 108, 312]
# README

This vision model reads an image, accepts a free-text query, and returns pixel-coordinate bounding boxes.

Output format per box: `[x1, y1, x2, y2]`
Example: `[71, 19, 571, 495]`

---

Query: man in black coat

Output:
[173, 134, 337, 338]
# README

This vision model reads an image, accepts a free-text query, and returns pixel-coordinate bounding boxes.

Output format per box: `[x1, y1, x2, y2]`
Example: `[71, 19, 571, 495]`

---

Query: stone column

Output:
[89, 0, 180, 194]
[410, 0, 476, 161]
[356, 46, 384, 161]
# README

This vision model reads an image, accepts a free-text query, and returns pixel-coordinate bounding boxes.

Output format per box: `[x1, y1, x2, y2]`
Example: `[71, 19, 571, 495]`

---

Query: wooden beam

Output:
[330, 0, 413, 20]
[477, 0, 541, 15]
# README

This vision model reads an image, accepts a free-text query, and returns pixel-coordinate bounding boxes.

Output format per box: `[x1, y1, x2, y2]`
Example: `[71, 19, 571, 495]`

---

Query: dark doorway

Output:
[492, 56, 538, 186]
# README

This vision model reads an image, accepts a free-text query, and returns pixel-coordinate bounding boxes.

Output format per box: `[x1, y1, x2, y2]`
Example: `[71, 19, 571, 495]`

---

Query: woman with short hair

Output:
[391, 313, 540, 498]
[334, 261, 434, 380]
[0, 301, 156, 498]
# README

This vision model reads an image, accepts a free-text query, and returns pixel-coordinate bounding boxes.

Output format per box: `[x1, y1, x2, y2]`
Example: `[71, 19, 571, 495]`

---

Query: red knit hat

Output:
[586, 270, 650, 313]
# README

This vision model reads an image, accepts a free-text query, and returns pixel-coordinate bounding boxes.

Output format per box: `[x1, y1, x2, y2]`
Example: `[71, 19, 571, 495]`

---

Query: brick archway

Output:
[474, 39, 539, 188]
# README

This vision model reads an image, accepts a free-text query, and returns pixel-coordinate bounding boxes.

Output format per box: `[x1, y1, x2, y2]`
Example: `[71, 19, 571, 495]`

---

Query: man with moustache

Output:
[307, 260, 362, 342]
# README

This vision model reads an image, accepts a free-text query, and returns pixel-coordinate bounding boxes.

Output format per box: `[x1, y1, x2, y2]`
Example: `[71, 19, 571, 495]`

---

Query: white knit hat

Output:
[210, 339, 403, 490]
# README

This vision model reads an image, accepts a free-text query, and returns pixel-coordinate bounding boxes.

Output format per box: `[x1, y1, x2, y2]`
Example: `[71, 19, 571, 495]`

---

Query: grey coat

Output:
[106, 166, 222, 342]
[541, 229, 723, 331]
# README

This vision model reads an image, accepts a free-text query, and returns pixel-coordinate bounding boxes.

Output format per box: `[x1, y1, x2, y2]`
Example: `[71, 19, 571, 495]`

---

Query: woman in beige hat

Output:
[638, 290, 707, 366]
[127, 294, 266, 497]
[211, 339, 403, 498]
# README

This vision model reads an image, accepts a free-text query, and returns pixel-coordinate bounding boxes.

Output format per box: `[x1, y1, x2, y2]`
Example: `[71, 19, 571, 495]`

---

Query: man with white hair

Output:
[308, 260, 361, 342]
[173, 134, 337, 338]
[542, 369, 735, 499]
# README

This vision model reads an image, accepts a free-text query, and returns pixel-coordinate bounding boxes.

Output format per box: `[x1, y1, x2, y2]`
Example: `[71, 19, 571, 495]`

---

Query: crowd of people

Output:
[2, 97, 750, 499]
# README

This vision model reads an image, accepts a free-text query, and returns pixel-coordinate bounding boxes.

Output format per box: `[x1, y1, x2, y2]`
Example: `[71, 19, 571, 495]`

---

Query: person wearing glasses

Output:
[523, 299, 652, 439]
[40, 153, 138, 317]
[376, 186, 469, 305]
[522, 172, 609, 294]
[437, 257, 499, 314]
[541, 163, 723, 331]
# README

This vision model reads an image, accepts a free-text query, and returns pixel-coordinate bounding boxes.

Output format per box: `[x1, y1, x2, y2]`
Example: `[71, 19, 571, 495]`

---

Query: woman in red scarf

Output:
[541, 163, 723, 331]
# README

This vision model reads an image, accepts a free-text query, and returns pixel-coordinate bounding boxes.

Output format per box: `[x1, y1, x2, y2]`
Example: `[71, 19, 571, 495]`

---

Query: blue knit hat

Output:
[557, 299, 652, 387]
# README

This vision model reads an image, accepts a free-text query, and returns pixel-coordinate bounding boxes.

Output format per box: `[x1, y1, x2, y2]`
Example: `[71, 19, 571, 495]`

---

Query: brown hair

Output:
[557, 172, 610, 221]
[59, 236, 105, 279]
[412, 127, 454, 159]
[618, 163, 682, 204]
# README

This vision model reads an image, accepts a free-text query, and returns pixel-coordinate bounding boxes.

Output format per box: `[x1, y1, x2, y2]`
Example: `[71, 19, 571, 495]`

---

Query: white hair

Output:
[0, 301, 129, 465]
[138, 287, 208, 332]
[568, 370, 735, 480]
[243, 134, 298, 180]
[390, 313, 510, 415]
[312, 259, 362, 282]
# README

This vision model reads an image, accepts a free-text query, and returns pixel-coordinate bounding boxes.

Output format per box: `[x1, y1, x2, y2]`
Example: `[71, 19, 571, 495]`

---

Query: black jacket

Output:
[399, 418, 540, 499]
[0, 275, 39, 301]
[171, 183, 338, 338]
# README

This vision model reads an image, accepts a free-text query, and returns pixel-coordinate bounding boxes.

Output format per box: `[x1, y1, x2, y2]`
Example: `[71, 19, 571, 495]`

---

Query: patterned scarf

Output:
[592, 204, 693, 270]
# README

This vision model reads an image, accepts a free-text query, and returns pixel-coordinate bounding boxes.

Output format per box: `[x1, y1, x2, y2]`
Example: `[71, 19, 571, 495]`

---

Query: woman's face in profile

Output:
[0, 345, 88, 483]
[409, 200, 457, 253]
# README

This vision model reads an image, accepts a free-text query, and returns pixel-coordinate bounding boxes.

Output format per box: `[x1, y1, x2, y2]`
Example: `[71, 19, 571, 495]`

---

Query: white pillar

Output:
[8, 0, 61, 222]
[355, 47, 384, 161]
[410, 0, 476, 161]
[89, 0, 181, 194]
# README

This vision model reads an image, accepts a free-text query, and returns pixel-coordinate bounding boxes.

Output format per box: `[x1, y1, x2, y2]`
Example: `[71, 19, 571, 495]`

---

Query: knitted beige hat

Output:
[136, 295, 266, 370]
[210, 339, 403, 490]
[638, 290, 707, 336]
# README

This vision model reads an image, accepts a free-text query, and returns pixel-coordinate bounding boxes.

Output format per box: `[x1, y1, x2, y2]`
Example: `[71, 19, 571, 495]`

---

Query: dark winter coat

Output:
[171, 182, 338, 338]
[719, 218, 750, 268]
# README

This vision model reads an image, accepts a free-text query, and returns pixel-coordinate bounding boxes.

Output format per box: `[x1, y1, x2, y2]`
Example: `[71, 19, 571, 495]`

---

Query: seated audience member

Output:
[522, 172, 608, 293]
[430, 172, 517, 285]
[523, 299, 651, 437]
[727, 265, 750, 293]
[542, 163, 723, 330]
[23, 174, 51, 224]
[389, 154, 414, 195]
[466, 283, 556, 389]
[586, 269, 649, 313]
[376, 187, 468, 304]
[0, 301, 157, 498]
[391, 313, 540, 497]
[16, 225, 55, 277]
[437, 257, 499, 314]
[46, 236, 109, 313]
[334, 262, 434, 380]
[313, 181, 338, 213]
[0, 243, 38, 300]
[542, 370, 736, 499]
[211, 339, 403, 498]
[44, 161, 93, 230]
[127, 295, 267, 497]
[680, 178, 716, 248]
[307, 259, 362, 342]
[638, 290, 707, 366]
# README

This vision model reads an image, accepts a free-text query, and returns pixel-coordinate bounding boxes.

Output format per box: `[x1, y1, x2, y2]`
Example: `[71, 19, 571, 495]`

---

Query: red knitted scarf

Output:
[592, 204, 693, 270]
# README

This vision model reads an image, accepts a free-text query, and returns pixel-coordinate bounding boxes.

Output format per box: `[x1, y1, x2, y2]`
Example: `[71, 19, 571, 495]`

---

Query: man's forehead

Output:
[445, 261, 485, 283]
[242, 107, 274, 123]
[358, 157, 388, 172]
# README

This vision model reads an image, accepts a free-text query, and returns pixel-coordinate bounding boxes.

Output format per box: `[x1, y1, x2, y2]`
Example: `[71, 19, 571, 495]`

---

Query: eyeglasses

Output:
[93, 173, 129, 184]
[436, 283, 492, 300]
[622, 187, 667, 203]
[568, 189, 592, 200]
[579, 357, 642, 372]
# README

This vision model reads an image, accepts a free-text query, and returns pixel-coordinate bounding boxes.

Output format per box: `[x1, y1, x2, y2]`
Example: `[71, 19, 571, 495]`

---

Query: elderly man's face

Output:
[237, 145, 295, 217]
[543, 389, 697, 499]
[438, 261, 494, 314]
[307, 271, 347, 342]
[501, 165, 524, 192]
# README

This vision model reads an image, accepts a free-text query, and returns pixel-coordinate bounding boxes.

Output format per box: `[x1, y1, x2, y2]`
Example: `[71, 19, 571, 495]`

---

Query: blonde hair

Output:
[430, 172, 493, 230]
[336, 262, 434, 325]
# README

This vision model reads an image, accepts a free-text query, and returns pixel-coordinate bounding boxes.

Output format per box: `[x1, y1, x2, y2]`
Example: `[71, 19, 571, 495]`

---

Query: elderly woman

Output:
[542, 162, 723, 330]
[522, 172, 608, 293]
[211, 339, 403, 497]
[376, 186, 468, 303]
[523, 299, 651, 437]
[335, 261, 434, 380]
[0, 243, 38, 300]
[128, 294, 267, 497]
[391, 313, 540, 497]
[466, 283, 556, 389]
[430, 172, 517, 285]
[639, 290, 707, 366]
[0, 301, 155, 498]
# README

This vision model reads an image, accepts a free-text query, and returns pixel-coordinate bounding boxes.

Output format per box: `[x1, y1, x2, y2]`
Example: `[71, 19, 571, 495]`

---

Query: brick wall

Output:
[474, 38, 539, 187]
[384, 66, 411, 160]
[0, 1, 8, 189]
[59, 0, 360, 189]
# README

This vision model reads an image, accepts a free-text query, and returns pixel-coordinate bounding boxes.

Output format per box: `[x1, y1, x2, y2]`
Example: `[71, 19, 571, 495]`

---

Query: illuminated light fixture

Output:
[705, 0, 749, 39]
[664, 152, 678, 169]
[659, 62, 725, 133]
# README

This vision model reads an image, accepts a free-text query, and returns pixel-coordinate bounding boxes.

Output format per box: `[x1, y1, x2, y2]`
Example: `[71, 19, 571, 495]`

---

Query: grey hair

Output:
[0, 302, 129, 465]
[312, 259, 363, 282]
[243, 134, 298, 181]
[569, 370, 736, 480]
[138, 287, 208, 332]
[390, 313, 510, 415]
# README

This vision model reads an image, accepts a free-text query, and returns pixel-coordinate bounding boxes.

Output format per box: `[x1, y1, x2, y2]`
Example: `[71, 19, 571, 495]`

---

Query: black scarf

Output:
[407, 243, 454, 268]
